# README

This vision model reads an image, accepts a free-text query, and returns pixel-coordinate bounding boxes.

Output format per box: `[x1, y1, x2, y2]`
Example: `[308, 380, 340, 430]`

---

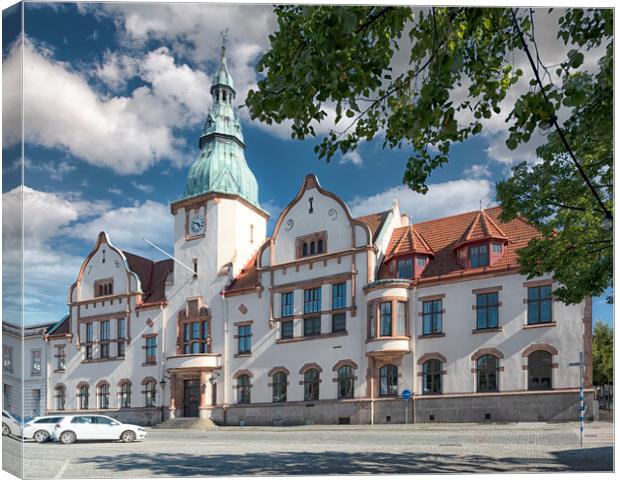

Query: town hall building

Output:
[45, 43, 593, 426]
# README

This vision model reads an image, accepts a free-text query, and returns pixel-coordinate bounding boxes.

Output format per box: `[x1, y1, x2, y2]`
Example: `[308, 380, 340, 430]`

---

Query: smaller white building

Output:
[2, 321, 54, 420]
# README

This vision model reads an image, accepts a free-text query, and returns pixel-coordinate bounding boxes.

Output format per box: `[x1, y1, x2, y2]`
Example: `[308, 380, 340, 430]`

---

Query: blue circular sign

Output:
[401, 389, 412, 400]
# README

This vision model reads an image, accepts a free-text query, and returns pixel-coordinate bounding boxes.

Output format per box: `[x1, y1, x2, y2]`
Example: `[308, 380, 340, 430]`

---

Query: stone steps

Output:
[153, 417, 218, 429]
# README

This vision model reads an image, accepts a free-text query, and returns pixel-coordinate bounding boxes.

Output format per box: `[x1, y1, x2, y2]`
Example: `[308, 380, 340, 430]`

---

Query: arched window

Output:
[97, 382, 110, 409]
[143, 379, 157, 407]
[317, 239, 324, 254]
[379, 364, 398, 397]
[236, 375, 251, 404]
[54, 385, 66, 411]
[98, 284, 104, 296]
[310, 241, 316, 255]
[77, 383, 89, 410]
[302, 243, 308, 257]
[118, 381, 131, 408]
[337, 365, 354, 399]
[423, 359, 442, 394]
[272, 371, 287, 403]
[304, 368, 320, 401]
[528, 351, 552, 390]
[477, 355, 498, 392]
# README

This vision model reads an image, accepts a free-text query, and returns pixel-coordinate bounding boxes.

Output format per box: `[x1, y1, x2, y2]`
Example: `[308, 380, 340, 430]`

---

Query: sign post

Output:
[569, 352, 585, 447]
[402, 389, 412, 425]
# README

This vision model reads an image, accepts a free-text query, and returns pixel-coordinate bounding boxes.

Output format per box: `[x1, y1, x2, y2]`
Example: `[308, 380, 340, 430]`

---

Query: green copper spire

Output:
[183, 32, 260, 208]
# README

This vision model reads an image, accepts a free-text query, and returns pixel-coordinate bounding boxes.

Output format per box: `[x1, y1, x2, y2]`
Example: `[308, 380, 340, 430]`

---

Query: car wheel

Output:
[60, 431, 77, 444]
[120, 430, 136, 443]
[2, 423, 10, 436]
[33, 430, 50, 443]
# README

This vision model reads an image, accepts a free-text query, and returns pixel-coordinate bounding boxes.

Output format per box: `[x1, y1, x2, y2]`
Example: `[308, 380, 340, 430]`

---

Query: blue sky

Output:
[1, 3, 613, 328]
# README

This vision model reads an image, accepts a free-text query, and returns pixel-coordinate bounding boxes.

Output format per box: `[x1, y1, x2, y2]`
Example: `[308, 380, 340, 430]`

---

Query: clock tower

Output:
[170, 37, 268, 288]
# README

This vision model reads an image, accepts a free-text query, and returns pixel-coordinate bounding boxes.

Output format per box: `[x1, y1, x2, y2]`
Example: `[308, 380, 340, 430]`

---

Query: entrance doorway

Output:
[183, 379, 200, 417]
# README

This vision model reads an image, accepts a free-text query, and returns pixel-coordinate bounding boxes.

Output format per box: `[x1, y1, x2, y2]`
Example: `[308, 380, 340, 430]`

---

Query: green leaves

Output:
[246, 6, 613, 303]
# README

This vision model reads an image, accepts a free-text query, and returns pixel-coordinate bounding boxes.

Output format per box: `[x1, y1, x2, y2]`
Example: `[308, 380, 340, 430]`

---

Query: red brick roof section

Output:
[225, 250, 260, 294]
[380, 207, 540, 280]
[355, 210, 390, 243]
[385, 225, 434, 259]
[453, 208, 508, 250]
[123, 251, 173, 304]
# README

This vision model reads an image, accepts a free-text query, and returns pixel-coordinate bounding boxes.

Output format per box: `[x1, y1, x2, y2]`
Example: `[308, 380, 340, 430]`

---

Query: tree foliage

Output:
[592, 321, 613, 386]
[246, 7, 613, 304]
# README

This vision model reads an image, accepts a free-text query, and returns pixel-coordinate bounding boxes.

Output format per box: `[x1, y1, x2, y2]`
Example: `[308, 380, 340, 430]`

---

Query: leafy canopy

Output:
[246, 7, 613, 304]
[592, 321, 613, 386]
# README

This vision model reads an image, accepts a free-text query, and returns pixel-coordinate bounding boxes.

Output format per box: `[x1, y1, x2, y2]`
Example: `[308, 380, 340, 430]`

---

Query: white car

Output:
[2, 410, 21, 437]
[50, 414, 147, 444]
[23, 415, 66, 443]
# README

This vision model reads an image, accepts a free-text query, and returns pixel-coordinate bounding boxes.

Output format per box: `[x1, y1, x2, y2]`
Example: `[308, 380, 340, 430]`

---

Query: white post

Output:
[370, 377, 375, 425]
[579, 351, 584, 448]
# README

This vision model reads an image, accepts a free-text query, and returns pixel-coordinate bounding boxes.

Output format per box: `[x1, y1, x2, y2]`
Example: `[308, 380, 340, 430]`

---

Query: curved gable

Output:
[262, 174, 371, 267]
[73, 232, 142, 302]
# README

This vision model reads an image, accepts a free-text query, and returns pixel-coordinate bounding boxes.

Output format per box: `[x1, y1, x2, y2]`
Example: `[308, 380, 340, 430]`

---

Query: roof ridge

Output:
[413, 206, 501, 228]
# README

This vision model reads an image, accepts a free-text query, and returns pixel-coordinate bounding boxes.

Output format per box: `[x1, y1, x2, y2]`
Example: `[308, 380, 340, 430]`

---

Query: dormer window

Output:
[396, 257, 413, 278]
[296, 231, 327, 259]
[492, 243, 503, 254]
[469, 244, 489, 268]
[94, 278, 113, 297]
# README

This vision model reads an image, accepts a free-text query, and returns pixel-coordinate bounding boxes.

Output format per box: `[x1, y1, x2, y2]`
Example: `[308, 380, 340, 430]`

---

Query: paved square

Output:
[2, 421, 613, 478]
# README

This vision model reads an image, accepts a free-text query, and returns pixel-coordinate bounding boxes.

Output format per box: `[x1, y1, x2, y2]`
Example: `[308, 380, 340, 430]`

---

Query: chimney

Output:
[401, 214, 410, 226]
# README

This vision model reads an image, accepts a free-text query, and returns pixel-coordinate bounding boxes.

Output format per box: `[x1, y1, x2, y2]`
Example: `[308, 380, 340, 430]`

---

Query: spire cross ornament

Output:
[220, 28, 229, 58]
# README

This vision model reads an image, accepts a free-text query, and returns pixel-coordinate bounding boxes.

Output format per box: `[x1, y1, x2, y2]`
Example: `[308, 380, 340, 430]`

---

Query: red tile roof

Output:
[385, 225, 434, 259]
[225, 250, 261, 294]
[123, 251, 173, 304]
[402, 206, 539, 280]
[355, 210, 390, 243]
[453, 208, 508, 250]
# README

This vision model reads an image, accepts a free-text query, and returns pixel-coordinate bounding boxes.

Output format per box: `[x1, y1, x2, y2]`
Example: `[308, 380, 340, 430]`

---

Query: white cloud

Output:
[68, 200, 173, 255]
[130, 181, 154, 193]
[349, 179, 495, 224]
[340, 150, 363, 167]
[3, 39, 211, 174]
[463, 163, 492, 179]
[27, 159, 76, 181]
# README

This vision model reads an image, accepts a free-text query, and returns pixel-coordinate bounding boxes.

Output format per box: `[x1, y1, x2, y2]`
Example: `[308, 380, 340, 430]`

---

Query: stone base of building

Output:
[46, 407, 163, 426]
[209, 391, 595, 426]
[414, 390, 596, 423]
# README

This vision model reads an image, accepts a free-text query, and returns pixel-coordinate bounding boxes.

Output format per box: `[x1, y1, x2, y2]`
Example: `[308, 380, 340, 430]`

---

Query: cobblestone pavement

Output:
[1, 421, 613, 478]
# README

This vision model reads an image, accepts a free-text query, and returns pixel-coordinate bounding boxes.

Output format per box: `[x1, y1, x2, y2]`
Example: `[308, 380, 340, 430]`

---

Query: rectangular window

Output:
[117, 318, 126, 357]
[281, 291, 294, 318]
[416, 257, 427, 267]
[237, 325, 252, 354]
[380, 302, 392, 336]
[85, 323, 93, 360]
[368, 304, 376, 338]
[3, 346, 12, 373]
[476, 293, 499, 329]
[55, 345, 66, 371]
[469, 245, 489, 267]
[397, 301, 407, 336]
[528, 285, 553, 324]
[332, 313, 346, 333]
[281, 320, 294, 339]
[145, 336, 157, 364]
[397, 258, 413, 278]
[182, 321, 210, 354]
[422, 300, 442, 335]
[303, 317, 321, 337]
[31, 349, 42, 376]
[304, 287, 322, 314]
[100, 320, 110, 359]
[332, 282, 346, 310]
[492, 243, 502, 253]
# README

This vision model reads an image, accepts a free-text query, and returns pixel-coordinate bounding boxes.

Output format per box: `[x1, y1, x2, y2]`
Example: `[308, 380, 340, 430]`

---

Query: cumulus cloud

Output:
[340, 150, 363, 167]
[67, 200, 173, 254]
[3, 39, 211, 175]
[349, 179, 495, 224]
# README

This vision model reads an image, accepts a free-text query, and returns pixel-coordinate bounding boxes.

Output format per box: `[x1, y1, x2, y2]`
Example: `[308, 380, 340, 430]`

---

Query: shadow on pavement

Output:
[80, 447, 613, 476]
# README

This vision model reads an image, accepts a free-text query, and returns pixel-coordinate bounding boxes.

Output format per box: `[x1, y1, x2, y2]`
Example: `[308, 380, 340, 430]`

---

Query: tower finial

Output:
[220, 28, 229, 59]
[479, 199, 483, 211]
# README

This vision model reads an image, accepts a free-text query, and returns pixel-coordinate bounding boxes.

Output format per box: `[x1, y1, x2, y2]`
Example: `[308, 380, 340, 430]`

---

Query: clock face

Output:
[189, 213, 205, 235]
